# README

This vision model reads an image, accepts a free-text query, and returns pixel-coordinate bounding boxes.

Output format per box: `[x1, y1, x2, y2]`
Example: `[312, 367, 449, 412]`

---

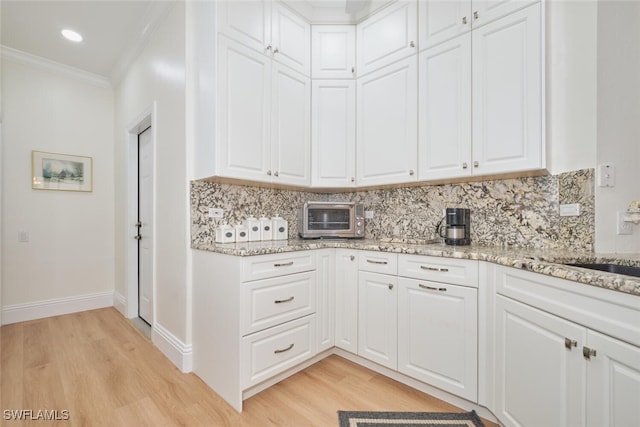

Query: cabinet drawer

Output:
[359, 251, 398, 275]
[398, 254, 478, 287]
[242, 251, 316, 281]
[241, 271, 316, 335]
[241, 315, 316, 389]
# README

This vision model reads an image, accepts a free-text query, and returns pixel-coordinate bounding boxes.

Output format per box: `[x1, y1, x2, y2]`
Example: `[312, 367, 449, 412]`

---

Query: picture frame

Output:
[32, 150, 93, 192]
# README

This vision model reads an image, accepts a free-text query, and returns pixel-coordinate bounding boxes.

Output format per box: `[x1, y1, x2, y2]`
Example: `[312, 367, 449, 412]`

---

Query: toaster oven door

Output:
[307, 208, 352, 231]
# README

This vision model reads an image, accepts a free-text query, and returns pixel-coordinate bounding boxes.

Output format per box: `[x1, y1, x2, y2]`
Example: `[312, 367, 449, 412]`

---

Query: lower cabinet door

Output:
[495, 295, 586, 427]
[397, 278, 478, 402]
[241, 315, 316, 389]
[358, 271, 397, 369]
[586, 330, 640, 427]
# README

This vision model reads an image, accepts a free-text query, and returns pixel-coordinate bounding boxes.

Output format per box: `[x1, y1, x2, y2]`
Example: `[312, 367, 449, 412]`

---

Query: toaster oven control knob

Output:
[356, 229, 363, 236]
[357, 221, 362, 227]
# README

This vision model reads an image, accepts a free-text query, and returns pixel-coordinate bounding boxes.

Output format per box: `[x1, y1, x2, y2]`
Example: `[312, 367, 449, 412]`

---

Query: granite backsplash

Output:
[191, 169, 594, 251]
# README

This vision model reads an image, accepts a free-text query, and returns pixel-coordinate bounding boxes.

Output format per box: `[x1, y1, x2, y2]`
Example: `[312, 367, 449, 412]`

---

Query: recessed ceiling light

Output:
[61, 29, 83, 43]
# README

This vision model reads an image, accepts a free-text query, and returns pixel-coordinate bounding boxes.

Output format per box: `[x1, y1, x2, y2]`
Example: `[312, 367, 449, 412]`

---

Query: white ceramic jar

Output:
[272, 216, 288, 240]
[259, 216, 273, 240]
[244, 217, 261, 241]
[234, 224, 249, 242]
[215, 224, 235, 243]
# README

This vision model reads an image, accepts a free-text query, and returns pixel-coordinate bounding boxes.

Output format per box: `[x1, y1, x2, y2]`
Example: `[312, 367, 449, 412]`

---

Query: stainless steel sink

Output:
[565, 263, 640, 278]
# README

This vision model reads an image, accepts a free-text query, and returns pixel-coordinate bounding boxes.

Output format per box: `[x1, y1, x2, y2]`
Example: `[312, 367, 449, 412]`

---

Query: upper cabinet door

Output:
[312, 80, 356, 188]
[357, 1, 418, 76]
[472, 0, 539, 29]
[357, 56, 418, 187]
[271, 3, 311, 76]
[311, 25, 356, 79]
[271, 63, 311, 186]
[217, 36, 272, 183]
[216, 0, 272, 55]
[418, 0, 471, 50]
[418, 35, 472, 181]
[471, 3, 542, 176]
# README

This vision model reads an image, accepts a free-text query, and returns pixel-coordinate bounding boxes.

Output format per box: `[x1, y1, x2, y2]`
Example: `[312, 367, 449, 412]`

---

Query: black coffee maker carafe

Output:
[444, 208, 471, 245]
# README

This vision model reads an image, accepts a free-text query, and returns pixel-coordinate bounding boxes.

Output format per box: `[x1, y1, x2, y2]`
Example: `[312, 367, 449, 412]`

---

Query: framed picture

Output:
[32, 151, 93, 192]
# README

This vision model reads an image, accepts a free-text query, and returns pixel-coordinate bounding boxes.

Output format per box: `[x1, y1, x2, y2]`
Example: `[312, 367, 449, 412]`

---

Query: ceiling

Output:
[1, 1, 173, 80]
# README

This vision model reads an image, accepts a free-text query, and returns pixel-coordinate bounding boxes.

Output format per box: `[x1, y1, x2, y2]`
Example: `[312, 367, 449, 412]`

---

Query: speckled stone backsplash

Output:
[191, 169, 594, 250]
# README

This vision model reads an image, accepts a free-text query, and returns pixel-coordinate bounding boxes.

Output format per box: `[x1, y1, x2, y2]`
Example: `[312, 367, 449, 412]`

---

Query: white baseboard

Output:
[113, 292, 127, 317]
[2, 291, 114, 325]
[152, 322, 193, 373]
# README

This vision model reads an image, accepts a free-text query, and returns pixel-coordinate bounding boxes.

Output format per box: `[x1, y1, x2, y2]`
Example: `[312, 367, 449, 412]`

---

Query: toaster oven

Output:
[298, 201, 365, 239]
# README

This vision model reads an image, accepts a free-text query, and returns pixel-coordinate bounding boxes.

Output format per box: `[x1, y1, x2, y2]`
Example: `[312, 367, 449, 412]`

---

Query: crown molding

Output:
[1, 45, 111, 88]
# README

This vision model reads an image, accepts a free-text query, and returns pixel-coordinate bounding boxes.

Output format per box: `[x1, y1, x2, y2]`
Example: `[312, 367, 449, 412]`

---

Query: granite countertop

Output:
[192, 238, 640, 297]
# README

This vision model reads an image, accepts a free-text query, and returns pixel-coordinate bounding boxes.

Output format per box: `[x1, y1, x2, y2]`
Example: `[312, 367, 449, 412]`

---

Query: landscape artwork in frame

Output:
[32, 151, 93, 192]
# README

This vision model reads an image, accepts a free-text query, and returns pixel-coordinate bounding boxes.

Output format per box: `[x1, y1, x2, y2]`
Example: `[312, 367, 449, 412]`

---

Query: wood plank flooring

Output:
[1, 308, 497, 426]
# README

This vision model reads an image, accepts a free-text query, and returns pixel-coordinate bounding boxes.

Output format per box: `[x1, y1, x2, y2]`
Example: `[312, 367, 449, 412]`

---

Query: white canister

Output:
[259, 216, 273, 241]
[235, 224, 249, 242]
[215, 224, 235, 243]
[245, 217, 261, 242]
[272, 216, 288, 240]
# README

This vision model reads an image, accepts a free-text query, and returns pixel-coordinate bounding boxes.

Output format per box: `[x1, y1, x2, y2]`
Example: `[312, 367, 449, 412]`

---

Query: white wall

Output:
[114, 4, 190, 344]
[546, 0, 598, 175]
[1, 58, 115, 317]
[595, 0, 640, 253]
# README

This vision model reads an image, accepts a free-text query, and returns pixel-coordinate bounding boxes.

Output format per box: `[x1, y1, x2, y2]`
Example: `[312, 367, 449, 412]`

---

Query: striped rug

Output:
[338, 410, 485, 427]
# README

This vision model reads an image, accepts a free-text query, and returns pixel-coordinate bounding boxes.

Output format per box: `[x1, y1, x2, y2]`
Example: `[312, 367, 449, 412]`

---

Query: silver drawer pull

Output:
[366, 259, 388, 265]
[420, 265, 449, 272]
[274, 296, 294, 304]
[274, 261, 294, 267]
[419, 284, 447, 292]
[274, 343, 294, 354]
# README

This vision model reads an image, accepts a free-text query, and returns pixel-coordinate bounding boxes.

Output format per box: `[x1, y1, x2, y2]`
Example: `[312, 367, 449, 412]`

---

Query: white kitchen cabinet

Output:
[311, 80, 356, 187]
[398, 277, 478, 402]
[358, 271, 398, 370]
[271, 2, 311, 76]
[217, 36, 272, 183]
[217, 1, 310, 76]
[417, 0, 538, 50]
[495, 295, 586, 427]
[311, 25, 356, 79]
[491, 263, 640, 427]
[217, 36, 310, 186]
[418, 0, 470, 50]
[471, 3, 542, 175]
[316, 249, 335, 352]
[271, 62, 311, 186]
[357, 56, 418, 187]
[586, 330, 640, 427]
[193, 250, 319, 412]
[334, 249, 358, 353]
[357, 0, 417, 76]
[418, 34, 472, 181]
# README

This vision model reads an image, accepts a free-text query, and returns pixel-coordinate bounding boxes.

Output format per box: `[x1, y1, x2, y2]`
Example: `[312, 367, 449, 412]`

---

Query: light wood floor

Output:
[1, 308, 498, 426]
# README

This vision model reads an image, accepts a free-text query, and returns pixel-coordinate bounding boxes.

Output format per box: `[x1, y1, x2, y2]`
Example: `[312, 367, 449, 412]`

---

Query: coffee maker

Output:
[444, 208, 471, 246]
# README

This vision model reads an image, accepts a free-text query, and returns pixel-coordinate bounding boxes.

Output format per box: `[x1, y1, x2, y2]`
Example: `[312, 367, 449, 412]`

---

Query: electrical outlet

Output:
[208, 208, 224, 219]
[559, 203, 580, 217]
[617, 211, 633, 235]
[18, 230, 29, 243]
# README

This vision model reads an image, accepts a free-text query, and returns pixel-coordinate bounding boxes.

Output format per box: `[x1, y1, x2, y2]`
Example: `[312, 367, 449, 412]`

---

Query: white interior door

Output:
[138, 127, 154, 325]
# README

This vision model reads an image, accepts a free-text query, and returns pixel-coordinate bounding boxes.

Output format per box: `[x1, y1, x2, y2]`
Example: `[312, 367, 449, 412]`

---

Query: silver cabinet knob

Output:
[462, 16, 468, 24]
[266, 44, 272, 52]
[473, 161, 479, 168]
[409, 169, 415, 176]
[462, 162, 468, 169]
[351, 66, 355, 74]
[350, 255, 355, 261]
[351, 177, 355, 182]
[388, 284, 394, 290]
[409, 41, 415, 48]
[273, 47, 279, 54]
[274, 171, 279, 177]
[134, 235, 142, 240]
[473, 11, 479, 20]
[564, 338, 578, 350]
[267, 170, 272, 176]
[583, 346, 597, 360]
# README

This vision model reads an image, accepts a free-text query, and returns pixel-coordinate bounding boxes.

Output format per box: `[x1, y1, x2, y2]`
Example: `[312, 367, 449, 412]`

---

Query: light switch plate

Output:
[559, 204, 580, 217]
[208, 208, 224, 218]
[617, 211, 633, 235]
